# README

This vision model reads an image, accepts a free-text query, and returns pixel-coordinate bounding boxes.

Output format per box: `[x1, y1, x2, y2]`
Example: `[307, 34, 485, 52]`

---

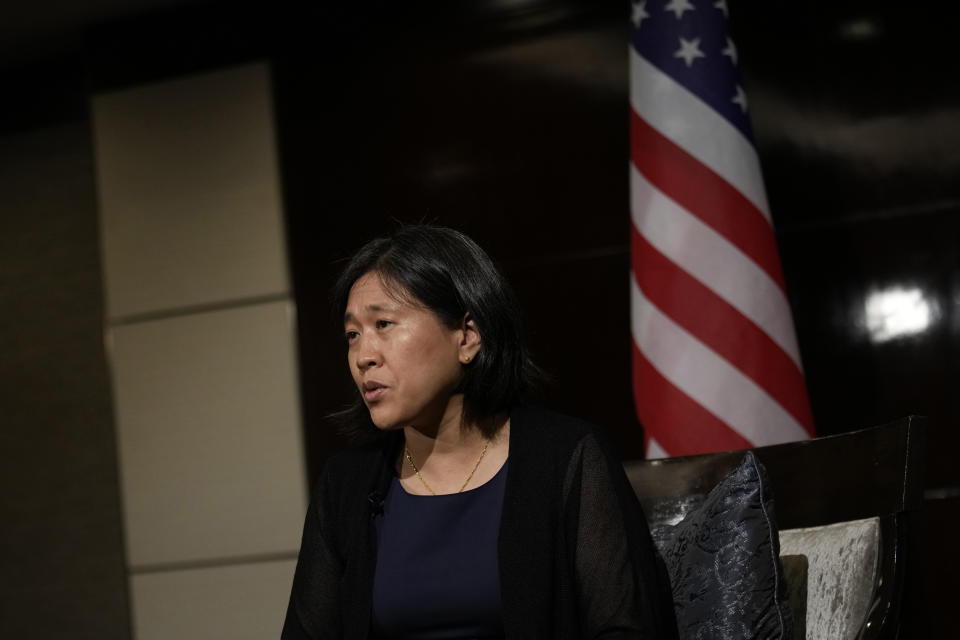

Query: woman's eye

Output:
[344, 331, 359, 343]
[375, 319, 392, 329]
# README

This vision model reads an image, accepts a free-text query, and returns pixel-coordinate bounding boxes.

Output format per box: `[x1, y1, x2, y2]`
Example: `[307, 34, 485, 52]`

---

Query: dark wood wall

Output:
[269, 0, 960, 489]
[272, 5, 642, 472]
[0, 124, 130, 638]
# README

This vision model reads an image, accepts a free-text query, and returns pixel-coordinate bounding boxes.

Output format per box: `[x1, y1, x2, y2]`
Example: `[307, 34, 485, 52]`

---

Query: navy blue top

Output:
[371, 461, 508, 639]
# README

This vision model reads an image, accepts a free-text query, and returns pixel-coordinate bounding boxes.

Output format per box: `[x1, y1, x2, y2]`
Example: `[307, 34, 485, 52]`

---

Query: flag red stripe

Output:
[632, 342, 753, 455]
[631, 226, 815, 436]
[630, 108, 787, 293]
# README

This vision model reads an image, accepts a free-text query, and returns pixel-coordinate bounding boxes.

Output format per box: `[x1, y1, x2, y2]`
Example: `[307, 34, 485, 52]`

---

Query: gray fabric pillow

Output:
[780, 555, 808, 640]
[779, 517, 880, 640]
[651, 452, 793, 640]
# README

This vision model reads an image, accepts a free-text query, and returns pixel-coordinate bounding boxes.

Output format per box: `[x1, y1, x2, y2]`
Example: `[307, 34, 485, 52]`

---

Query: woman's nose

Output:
[355, 342, 381, 371]
[357, 355, 379, 371]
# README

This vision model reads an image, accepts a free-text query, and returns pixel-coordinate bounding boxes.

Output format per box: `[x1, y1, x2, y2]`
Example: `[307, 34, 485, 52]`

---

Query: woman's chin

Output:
[368, 408, 404, 431]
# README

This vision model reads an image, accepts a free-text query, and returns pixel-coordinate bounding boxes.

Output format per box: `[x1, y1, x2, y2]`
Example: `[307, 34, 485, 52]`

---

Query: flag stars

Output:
[664, 0, 695, 20]
[631, 0, 650, 29]
[714, 0, 729, 17]
[721, 36, 738, 64]
[732, 85, 748, 112]
[674, 37, 706, 67]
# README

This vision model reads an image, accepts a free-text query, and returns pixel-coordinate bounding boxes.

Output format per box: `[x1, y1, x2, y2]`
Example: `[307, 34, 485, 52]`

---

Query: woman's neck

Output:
[399, 405, 510, 495]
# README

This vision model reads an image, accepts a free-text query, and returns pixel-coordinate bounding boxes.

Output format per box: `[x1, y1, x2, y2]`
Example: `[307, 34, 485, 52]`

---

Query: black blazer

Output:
[282, 406, 678, 639]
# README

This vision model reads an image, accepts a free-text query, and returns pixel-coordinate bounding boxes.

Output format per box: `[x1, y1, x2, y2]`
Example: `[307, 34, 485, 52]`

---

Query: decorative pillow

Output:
[651, 452, 793, 640]
[779, 517, 880, 640]
[779, 555, 808, 640]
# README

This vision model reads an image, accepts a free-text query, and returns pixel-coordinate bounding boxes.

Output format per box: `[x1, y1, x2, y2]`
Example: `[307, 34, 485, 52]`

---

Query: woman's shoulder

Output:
[321, 444, 379, 477]
[510, 405, 613, 455]
[507, 406, 636, 514]
[313, 435, 398, 494]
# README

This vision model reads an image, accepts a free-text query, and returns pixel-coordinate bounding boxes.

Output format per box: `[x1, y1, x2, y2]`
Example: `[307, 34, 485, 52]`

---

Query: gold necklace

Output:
[403, 442, 489, 495]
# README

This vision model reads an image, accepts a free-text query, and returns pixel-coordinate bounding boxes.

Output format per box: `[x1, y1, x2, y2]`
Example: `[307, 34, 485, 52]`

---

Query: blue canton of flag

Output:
[630, 0, 753, 140]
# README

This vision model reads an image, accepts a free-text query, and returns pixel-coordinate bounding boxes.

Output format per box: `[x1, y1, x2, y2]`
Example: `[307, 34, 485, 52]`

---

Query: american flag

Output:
[629, 0, 815, 457]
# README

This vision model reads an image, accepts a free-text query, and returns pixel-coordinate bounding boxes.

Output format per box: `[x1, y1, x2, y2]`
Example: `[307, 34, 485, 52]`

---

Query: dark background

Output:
[1, 0, 956, 637]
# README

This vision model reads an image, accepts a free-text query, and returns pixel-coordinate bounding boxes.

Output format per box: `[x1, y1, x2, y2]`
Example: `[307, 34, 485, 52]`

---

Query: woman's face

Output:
[343, 272, 469, 431]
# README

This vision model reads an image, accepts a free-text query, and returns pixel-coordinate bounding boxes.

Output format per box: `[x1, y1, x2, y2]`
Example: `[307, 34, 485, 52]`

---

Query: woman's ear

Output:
[459, 313, 481, 363]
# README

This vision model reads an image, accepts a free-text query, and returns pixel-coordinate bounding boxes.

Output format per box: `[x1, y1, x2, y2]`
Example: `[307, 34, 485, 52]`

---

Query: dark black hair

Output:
[331, 225, 538, 439]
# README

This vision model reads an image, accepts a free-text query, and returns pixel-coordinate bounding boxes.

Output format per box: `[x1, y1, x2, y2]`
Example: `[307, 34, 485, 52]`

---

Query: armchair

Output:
[624, 416, 926, 639]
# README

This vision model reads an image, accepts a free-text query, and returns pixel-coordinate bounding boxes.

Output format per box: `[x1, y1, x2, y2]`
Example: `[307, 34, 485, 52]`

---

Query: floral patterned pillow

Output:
[651, 452, 793, 640]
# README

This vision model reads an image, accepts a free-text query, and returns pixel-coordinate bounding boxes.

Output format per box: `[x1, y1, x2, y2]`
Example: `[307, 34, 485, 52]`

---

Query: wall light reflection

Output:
[837, 18, 883, 41]
[864, 286, 938, 343]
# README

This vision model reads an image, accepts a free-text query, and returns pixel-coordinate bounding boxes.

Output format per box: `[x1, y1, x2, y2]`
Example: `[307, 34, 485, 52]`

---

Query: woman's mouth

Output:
[363, 382, 387, 402]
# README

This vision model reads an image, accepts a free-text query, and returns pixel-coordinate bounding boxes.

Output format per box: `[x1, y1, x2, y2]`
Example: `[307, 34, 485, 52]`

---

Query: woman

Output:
[282, 225, 677, 639]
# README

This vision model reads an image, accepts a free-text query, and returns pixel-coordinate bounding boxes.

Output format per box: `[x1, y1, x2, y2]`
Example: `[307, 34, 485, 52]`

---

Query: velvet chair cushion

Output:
[779, 517, 880, 640]
[650, 451, 793, 640]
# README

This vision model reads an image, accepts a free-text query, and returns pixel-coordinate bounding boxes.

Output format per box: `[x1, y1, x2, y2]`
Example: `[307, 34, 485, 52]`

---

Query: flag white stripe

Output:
[631, 275, 809, 446]
[630, 165, 802, 368]
[629, 46, 770, 221]
[645, 437, 670, 460]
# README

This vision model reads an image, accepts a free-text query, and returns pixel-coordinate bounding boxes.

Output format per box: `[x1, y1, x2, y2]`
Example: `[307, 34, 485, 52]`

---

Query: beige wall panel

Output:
[110, 301, 307, 567]
[130, 559, 296, 640]
[93, 63, 289, 319]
